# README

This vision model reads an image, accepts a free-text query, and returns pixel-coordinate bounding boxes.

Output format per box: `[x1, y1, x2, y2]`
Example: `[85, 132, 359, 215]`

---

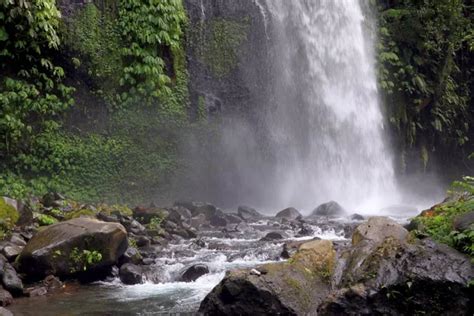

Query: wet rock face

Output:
[275, 208, 302, 220]
[17, 218, 128, 280]
[322, 237, 474, 315]
[179, 264, 209, 282]
[119, 264, 143, 285]
[311, 201, 345, 217]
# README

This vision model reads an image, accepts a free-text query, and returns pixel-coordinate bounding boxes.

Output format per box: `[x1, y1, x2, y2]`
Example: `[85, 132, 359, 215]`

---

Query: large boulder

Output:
[275, 207, 302, 220]
[311, 201, 345, 217]
[201, 217, 474, 315]
[199, 240, 335, 315]
[17, 218, 128, 279]
[319, 237, 473, 315]
[352, 216, 408, 246]
[237, 206, 263, 221]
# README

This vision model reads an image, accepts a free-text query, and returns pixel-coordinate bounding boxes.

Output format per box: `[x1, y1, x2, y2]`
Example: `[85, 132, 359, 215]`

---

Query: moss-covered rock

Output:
[63, 209, 97, 220]
[201, 217, 474, 315]
[17, 218, 127, 280]
[199, 240, 335, 315]
[0, 198, 19, 233]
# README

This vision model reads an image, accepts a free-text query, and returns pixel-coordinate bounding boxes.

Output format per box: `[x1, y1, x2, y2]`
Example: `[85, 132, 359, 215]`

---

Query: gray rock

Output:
[119, 247, 142, 265]
[2, 263, 23, 296]
[453, 211, 474, 232]
[119, 264, 143, 285]
[260, 232, 285, 242]
[350, 213, 365, 221]
[43, 275, 62, 291]
[237, 206, 263, 221]
[275, 207, 302, 220]
[311, 201, 345, 217]
[225, 213, 242, 224]
[9, 234, 26, 247]
[135, 236, 151, 248]
[0, 286, 12, 306]
[320, 235, 473, 315]
[2, 246, 22, 261]
[41, 192, 64, 208]
[352, 216, 408, 246]
[24, 286, 47, 297]
[179, 264, 209, 282]
[209, 214, 227, 227]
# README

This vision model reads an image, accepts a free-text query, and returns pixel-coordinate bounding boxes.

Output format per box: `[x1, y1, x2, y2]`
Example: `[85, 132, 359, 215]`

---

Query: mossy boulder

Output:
[201, 217, 474, 315]
[199, 240, 335, 315]
[17, 218, 128, 280]
[0, 198, 19, 231]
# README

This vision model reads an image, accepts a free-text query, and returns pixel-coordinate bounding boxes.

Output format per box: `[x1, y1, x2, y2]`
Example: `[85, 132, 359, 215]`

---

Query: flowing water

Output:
[10, 220, 348, 315]
[9, 1, 427, 314]
[261, 0, 398, 211]
[182, 0, 402, 213]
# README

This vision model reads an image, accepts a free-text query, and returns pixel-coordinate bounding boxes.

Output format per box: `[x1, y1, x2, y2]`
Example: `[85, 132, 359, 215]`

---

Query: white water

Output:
[260, 0, 400, 212]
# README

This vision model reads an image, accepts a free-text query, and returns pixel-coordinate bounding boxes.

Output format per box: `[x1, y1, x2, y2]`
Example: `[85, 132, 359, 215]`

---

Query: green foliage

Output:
[413, 176, 474, 257]
[36, 213, 58, 226]
[70, 247, 102, 273]
[0, 0, 189, 204]
[148, 216, 164, 231]
[194, 18, 249, 78]
[64, 209, 97, 220]
[377, 0, 473, 165]
[118, 0, 186, 104]
[61, 3, 122, 103]
[0, 0, 74, 159]
[0, 198, 18, 232]
[128, 237, 138, 249]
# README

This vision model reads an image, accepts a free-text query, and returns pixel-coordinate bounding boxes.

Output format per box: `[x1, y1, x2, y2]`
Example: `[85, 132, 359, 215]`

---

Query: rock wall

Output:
[184, 0, 270, 120]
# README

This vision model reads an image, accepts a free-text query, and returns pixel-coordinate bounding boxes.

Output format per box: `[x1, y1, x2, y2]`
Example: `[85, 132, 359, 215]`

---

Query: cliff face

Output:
[184, 0, 270, 120]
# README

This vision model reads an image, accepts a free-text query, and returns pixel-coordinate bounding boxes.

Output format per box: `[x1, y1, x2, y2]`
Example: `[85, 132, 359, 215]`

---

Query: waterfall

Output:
[182, 0, 401, 213]
[255, 0, 399, 211]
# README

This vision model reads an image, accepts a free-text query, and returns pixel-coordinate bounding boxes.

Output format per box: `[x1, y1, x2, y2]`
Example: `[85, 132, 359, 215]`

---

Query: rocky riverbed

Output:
[0, 194, 472, 315]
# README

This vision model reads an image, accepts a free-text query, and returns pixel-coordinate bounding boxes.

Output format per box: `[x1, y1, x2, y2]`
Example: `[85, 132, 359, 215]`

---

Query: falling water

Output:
[181, 0, 401, 213]
[257, 0, 399, 211]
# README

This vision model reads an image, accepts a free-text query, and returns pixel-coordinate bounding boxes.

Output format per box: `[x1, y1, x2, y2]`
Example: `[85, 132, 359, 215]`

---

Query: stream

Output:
[10, 217, 357, 315]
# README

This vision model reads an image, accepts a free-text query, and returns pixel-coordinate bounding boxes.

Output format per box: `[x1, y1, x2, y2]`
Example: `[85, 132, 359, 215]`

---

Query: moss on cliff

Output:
[192, 18, 249, 78]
